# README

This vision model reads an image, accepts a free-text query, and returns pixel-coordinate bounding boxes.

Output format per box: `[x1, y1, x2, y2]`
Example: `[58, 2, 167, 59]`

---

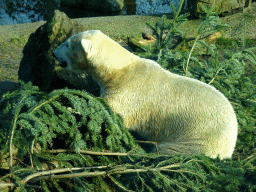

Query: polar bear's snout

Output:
[59, 61, 68, 68]
[53, 51, 68, 69]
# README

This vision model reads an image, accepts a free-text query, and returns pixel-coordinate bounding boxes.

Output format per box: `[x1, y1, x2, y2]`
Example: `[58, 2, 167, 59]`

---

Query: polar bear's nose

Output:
[52, 52, 56, 58]
[60, 61, 67, 68]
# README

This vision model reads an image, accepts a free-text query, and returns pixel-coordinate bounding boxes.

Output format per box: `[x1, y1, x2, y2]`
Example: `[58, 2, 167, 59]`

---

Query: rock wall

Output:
[195, 0, 252, 17]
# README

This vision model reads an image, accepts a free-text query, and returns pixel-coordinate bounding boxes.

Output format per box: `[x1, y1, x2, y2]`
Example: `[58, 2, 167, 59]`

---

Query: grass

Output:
[216, 36, 256, 48]
[0, 10, 255, 84]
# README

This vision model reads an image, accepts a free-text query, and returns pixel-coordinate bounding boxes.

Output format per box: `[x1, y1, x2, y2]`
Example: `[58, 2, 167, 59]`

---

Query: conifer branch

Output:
[208, 61, 227, 85]
[107, 174, 133, 192]
[0, 164, 190, 189]
[9, 95, 28, 171]
[30, 95, 60, 114]
[155, 170, 186, 191]
[175, 0, 185, 19]
[1, 1, 256, 191]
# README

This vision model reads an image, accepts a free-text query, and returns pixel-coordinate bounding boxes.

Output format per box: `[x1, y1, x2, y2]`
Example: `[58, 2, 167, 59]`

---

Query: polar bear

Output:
[53, 30, 238, 159]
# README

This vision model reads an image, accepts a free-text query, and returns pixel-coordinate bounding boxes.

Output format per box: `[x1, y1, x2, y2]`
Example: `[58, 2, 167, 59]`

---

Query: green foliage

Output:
[0, 1, 256, 191]
[216, 36, 237, 47]
[1, 80, 255, 191]
[0, 81, 139, 153]
[135, 1, 256, 189]
[0, 81, 143, 191]
[145, 0, 189, 52]
[137, 1, 256, 156]
[216, 37, 256, 48]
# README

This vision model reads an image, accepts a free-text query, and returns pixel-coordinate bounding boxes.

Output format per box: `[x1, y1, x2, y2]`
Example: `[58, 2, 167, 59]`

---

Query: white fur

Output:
[81, 39, 96, 58]
[53, 30, 238, 159]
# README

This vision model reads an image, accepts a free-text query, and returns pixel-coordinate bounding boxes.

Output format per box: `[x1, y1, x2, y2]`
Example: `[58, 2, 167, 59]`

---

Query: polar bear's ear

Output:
[81, 39, 96, 57]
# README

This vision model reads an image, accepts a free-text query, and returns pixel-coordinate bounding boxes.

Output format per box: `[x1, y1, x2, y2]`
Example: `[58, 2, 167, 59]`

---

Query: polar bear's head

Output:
[53, 30, 98, 71]
[53, 30, 136, 72]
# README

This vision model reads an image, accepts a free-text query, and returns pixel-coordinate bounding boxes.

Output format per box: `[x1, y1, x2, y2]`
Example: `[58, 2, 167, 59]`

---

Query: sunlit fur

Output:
[53, 30, 238, 159]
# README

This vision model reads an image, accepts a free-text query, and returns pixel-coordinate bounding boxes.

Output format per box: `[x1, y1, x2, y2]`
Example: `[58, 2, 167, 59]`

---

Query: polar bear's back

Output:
[53, 29, 237, 159]
[104, 58, 237, 159]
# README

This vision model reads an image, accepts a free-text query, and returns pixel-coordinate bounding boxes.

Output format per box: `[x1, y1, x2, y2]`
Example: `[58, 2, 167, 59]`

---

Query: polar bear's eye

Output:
[66, 44, 69, 48]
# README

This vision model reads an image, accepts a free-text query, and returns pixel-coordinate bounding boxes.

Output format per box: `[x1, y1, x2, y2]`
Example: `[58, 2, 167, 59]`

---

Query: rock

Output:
[202, 32, 222, 44]
[194, 0, 252, 18]
[124, 0, 136, 15]
[142, 32, 156, 41]
[18, 10, 100, 96]
[0, 81, 20, 99]
[128, 32, 156, 51]
[60, 0, 124, 18]
[128, 32, 183, 51]
[128, 31, 222, 53]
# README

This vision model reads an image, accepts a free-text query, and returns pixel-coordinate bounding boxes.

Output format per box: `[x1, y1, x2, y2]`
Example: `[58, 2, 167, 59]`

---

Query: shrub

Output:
[138, 0, 256, 157]
[0, 0, 256, 191]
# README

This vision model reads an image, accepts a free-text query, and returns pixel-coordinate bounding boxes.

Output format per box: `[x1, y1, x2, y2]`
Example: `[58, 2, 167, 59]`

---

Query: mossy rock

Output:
[194, 0, 250, 18]
[18, 10, 100, 95]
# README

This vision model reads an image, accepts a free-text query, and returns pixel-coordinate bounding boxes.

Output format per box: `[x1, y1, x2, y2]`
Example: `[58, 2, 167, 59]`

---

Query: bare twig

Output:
[9, 95, 26, 171]
[46, 149, 129, 156]
[22, 166, 108, 184]
[185, 35, 200, 76]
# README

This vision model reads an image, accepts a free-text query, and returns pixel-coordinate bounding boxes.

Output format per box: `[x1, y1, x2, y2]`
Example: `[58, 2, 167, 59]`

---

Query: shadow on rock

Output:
[0, 81, 21, 98]
[18, 10, 100, 96]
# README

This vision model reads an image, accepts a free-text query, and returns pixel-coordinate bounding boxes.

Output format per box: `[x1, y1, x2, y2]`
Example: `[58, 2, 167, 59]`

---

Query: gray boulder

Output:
[18, 10, 100, 95]
[195, 0, 252, 17]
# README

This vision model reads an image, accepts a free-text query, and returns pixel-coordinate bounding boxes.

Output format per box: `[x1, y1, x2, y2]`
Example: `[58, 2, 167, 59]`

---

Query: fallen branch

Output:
[46, 149, 129, 156]
[0, 163, 184, 189]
